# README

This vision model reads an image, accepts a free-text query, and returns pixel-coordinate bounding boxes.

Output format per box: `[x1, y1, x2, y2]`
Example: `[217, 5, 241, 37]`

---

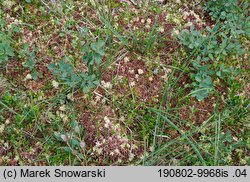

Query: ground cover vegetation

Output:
[0, 0, 249, 166]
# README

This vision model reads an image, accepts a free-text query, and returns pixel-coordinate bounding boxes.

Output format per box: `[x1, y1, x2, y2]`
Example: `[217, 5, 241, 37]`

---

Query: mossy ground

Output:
[0, 0, 249, 166]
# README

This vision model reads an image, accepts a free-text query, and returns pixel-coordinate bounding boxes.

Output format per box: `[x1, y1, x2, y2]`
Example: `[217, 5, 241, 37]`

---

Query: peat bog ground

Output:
[0, 0, 249, 166]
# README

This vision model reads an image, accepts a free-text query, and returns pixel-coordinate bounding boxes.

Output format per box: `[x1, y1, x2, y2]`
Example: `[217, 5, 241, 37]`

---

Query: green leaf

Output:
[90, 40, 105, 56]
[208, 53, 214, 61]
[31, 70, 39, 80]
[47, 63, 56, 70]
[70, 139, 80, 147]
[62, 147, 72, 154]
